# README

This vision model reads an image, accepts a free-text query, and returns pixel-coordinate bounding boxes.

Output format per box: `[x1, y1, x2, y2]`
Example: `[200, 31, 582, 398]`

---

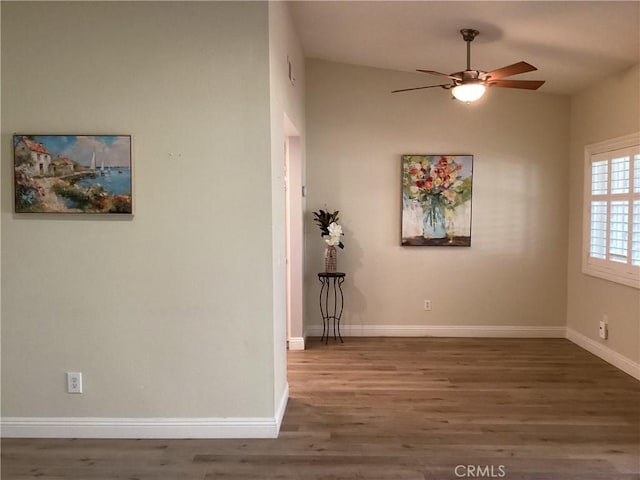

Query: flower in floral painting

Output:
[403, 155, 470, 210]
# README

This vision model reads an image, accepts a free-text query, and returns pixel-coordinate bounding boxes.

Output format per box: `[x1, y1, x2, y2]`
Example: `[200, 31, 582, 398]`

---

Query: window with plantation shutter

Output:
[583, 133, 640, 289]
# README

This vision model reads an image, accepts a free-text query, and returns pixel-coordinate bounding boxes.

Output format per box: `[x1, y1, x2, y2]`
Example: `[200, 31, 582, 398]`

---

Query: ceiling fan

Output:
[392, 29, 545, 103]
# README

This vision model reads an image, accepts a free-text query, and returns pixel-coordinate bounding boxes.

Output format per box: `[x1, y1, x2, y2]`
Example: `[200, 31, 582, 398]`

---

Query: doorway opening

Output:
[284, 114, 304, 350]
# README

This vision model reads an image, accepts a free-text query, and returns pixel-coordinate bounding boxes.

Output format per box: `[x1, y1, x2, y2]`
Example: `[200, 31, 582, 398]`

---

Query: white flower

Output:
[325, 236, 339, 246]
[322, 222, 343, 247]
[327, 222, 343, 237]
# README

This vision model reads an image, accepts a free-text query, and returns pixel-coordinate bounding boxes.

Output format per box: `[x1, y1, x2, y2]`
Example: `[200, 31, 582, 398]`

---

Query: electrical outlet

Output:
[599, 317, 608, 340]
[67, 372, 83, 394]
[423, 300, 432, 311]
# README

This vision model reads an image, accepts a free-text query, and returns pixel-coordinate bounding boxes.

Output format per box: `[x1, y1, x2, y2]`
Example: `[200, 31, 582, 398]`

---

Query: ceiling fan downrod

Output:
[460, 28, 479, 71]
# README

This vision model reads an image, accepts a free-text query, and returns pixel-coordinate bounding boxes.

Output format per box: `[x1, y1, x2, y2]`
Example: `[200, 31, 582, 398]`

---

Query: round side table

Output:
[317, 272, 346, 344]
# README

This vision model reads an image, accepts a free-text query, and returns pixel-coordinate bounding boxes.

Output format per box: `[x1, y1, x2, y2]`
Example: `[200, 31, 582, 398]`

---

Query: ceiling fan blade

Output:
[481, 61, 537, 80]
[391, 84, 450, 93]
[416, 69, 461, 81]
[487, 79, 546, 90]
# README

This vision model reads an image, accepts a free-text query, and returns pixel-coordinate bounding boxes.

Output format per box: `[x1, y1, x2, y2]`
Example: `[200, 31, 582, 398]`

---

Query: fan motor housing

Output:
[452, 70, 484, 84]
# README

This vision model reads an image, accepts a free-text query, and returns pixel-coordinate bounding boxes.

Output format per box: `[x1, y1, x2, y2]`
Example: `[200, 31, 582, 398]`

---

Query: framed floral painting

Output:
[401, 154, 473, 246]
[13, 135, 132, 214]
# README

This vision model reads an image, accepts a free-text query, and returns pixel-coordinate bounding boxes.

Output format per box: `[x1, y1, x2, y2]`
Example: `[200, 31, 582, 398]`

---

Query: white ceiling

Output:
[289, 1, 640, 95]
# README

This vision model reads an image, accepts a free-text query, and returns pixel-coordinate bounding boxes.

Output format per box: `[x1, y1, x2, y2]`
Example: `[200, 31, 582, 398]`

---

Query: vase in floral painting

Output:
[422, 199, 446, 239]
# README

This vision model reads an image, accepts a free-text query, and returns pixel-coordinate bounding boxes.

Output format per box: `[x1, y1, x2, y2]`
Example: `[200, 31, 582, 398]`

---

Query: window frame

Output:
[582, 132, 640, 289]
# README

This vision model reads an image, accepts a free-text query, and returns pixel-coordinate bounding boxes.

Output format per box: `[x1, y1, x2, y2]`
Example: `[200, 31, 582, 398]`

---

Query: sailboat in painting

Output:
[100, 156, 107, 176]
[89, 151, 97, 178]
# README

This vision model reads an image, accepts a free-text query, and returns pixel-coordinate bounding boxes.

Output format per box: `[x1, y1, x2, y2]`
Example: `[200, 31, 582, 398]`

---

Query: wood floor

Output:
[2, 338, 639, 479]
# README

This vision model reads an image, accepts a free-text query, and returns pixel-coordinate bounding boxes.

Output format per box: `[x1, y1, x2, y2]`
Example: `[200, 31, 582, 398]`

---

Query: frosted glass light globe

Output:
[452, 83, 486, 103]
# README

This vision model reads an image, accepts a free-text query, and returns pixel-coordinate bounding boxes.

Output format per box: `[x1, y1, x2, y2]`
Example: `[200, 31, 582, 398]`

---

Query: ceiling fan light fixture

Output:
[451, 83, 485, 103]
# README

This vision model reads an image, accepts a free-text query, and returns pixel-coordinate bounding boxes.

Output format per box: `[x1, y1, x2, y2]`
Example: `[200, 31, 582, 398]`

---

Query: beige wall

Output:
[305, 60, 570, 331]
[567, 65, 640, 363]
[1, 2, 276, 418]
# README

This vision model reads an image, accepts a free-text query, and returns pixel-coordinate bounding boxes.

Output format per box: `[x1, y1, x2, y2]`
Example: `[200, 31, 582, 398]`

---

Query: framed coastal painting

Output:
[13, 135, 132, 214]
[401, 154, 473, 246]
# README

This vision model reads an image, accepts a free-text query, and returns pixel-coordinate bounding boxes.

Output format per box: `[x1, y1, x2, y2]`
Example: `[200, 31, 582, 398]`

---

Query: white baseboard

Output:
[2, 383, 290, 439]
[288, 337, 305, 350]
[0, 416, 280, 439]
[566, 328, 640, 381]
[274, 382, 289, 436]
[306, 324, 566, 338]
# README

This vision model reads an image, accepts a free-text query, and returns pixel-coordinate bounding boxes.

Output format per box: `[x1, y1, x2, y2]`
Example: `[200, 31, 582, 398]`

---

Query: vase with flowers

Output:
[313, 209, 345, 273]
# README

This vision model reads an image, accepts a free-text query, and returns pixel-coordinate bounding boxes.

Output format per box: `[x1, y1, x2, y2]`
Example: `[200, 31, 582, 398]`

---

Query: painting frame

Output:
[401, 154, 473, 246]
[13, 134, 133, 215]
